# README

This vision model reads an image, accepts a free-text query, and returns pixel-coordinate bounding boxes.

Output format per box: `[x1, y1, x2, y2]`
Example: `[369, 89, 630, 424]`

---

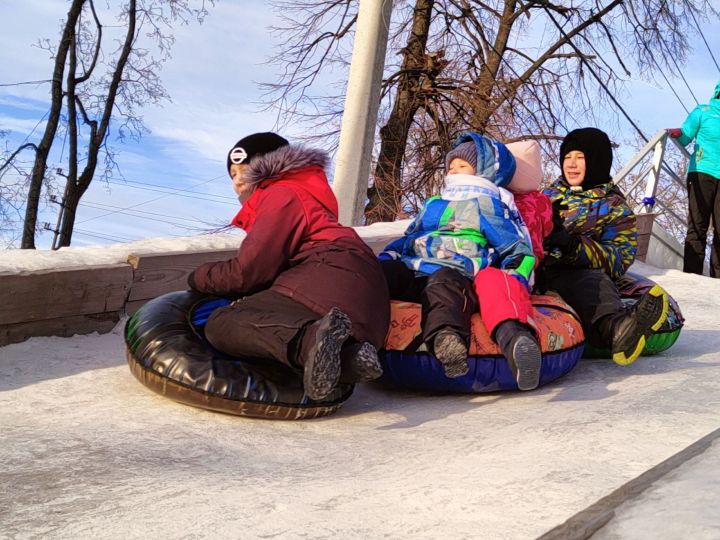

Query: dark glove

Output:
[543, 226, 580, 255]
[543, 200, 579, 257]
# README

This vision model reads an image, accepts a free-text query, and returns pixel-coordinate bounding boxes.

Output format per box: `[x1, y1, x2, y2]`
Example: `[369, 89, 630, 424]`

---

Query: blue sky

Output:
[1, 1, 719, 248]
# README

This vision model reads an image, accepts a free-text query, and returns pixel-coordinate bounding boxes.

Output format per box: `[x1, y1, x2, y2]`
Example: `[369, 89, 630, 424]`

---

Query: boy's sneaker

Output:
[494, 319, 542, 391]
[340, 342, 383, 383]
[302, 308, 351, 400]
[611, 285, 669, 366]
[433, 330, 469, 378]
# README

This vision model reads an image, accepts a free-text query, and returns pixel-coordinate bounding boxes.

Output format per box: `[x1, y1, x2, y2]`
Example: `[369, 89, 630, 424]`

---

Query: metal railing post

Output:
[639, 135, 667, 214]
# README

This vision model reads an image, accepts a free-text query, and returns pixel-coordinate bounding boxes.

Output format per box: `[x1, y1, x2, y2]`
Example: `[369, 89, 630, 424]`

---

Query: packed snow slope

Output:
[1, 230, 720, 538]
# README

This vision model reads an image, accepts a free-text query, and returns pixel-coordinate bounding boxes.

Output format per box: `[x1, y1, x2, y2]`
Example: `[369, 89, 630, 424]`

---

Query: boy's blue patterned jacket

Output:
[379, 174, 536, 290]
[543, 179, 637, 280]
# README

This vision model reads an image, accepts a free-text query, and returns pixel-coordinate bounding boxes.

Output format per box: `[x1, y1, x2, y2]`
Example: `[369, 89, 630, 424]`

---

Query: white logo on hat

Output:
[230, 147, 248, 164]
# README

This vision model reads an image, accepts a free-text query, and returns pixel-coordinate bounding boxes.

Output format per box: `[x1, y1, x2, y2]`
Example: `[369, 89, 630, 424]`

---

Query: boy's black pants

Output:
[684, 171, 720, 277]
[536, 264, 624, 348]
[204, 289, 319, 368]
[380, 260, 478, 344]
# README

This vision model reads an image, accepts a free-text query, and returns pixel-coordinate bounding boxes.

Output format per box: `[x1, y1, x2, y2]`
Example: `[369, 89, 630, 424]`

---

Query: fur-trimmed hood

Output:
[245, 145, 329, 185]
[230, 144, 339, 233]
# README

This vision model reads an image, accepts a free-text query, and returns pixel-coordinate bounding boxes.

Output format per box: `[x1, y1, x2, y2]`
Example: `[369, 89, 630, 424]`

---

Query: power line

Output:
[0, 80, 51, 87]
[688, 9, 720, 73]
[635, 37, 692, 114]
[78, 173, 232, 225]
[104, 177, 237, 203]
[80, 200, 208, 223]
[663, 46, 700, 105]
[542, 6, 649, 143]
[73, 227, 140, 243]
[574, 23, 692, 115]
[78, 201, 205, 230]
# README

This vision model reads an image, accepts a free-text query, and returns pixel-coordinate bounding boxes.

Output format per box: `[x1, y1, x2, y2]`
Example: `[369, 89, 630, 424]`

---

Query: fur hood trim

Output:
[245, 145, 329, 185]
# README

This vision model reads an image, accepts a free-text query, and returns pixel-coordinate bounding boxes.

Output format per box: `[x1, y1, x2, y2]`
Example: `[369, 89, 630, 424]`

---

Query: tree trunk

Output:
[21, 0, 85, 249]
[58, 0, 137, 247]
[364, 0, 434, 224]
[470, 0, 517, 132]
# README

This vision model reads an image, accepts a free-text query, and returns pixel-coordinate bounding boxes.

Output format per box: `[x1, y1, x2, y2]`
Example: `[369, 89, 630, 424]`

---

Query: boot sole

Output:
[434, 332, 469, 378]
[304, 308, 351, 400]
[348, 342, 383, 382]
[512, 335, 542, 391]
[612, 285, 669, 366]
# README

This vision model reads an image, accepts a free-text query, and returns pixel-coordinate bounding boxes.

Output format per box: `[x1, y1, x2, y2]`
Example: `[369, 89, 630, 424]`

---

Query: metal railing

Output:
[612, 130, 693, 267]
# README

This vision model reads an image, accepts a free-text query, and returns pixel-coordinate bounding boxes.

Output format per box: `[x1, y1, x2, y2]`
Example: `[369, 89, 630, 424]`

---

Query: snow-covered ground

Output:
[1, 231, 720, 539]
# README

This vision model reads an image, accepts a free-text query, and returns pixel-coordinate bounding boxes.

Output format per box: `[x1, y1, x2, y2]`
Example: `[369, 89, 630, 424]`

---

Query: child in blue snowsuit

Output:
[379, 132, 542, 390]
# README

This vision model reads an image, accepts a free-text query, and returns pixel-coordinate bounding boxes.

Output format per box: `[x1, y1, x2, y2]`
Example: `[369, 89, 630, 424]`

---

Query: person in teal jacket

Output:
[668, 80, 720, 277]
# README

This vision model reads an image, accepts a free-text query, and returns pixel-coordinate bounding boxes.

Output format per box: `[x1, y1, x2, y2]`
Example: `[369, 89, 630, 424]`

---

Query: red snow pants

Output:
[473, 266, 533, 338]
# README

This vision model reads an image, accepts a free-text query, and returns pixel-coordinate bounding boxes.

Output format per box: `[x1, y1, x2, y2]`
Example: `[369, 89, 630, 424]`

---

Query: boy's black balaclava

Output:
[559, 127, 613, 190]
[227, 132, 289, 175]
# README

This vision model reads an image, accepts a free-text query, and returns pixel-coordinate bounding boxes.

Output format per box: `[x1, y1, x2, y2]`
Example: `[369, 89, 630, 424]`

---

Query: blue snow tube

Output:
[378, 296, 584, 393]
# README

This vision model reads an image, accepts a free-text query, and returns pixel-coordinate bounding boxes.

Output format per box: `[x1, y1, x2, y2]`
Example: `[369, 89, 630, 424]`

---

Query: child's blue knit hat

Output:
[445, 141, 478, 172]
[449, 131, 516, 188]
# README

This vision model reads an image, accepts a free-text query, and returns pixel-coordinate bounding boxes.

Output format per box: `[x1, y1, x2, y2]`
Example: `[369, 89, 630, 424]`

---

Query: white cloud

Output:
[0, 113, 47, 136]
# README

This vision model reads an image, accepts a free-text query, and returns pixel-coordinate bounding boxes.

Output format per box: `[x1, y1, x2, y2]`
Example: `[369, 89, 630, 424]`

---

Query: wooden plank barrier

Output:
[635, 213, 656, 263]
[125, 248, 237, 314]
[0, 265, 133, 346]
[0, 233, 403, 347]
[0, 222, 661, 347]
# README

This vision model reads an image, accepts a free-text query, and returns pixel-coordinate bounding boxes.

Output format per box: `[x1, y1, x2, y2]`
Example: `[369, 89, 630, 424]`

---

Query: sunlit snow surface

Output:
[1, 227, 719, 539]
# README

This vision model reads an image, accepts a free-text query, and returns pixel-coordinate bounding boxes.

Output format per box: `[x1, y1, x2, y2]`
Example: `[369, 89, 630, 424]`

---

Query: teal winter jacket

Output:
[678, 80, 720, 179]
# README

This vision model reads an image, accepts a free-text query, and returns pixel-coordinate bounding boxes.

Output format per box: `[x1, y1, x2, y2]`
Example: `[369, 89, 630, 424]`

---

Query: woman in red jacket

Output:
[188, 132, 390, 401]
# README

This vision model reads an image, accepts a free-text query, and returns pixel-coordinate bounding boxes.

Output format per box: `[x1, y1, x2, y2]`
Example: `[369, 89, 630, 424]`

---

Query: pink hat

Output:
[506, 140, 543, 193]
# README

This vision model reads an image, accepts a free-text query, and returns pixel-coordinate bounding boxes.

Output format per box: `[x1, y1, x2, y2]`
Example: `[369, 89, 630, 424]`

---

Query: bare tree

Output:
[262, 0, 720, 223]
[0, 0, 211, 248]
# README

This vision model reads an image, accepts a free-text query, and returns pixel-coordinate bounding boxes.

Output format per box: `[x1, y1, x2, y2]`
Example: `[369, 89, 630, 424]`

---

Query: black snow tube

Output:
[124, 291, 354, 420]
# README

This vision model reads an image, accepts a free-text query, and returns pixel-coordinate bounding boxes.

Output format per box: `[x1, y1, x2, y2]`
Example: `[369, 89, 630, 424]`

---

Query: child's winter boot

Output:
[433, 329, 470, 378]
[300, 307, 351, 400]
[494, 320, 542, 391]
[340, 342, 383, 383]
[611, 285, 669, 365]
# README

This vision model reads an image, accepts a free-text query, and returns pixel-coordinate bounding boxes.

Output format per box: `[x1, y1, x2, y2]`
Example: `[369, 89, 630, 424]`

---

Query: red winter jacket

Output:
[189, 145, 389, 348]
[513, 191, 554, 269]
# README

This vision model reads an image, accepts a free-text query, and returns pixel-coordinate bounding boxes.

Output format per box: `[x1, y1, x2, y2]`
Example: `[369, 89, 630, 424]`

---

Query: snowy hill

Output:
[1, 234, 719, 538]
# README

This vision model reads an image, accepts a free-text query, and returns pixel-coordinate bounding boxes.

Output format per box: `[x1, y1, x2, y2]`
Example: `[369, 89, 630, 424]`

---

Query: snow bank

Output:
[0, 220, 410, 273]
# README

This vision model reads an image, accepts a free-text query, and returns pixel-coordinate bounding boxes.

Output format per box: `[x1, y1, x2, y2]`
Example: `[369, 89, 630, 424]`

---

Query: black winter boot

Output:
[300, 308, 351, 400]
[339, 342, 383, 383]
[494, 320, 542, 391]
[433, 329, 469, 378]
[611, 285, 669, 366]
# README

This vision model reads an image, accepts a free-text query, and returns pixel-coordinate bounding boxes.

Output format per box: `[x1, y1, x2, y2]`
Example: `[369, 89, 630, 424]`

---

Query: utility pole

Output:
[49, 168, 69, 250]
[332, 0, 393, 226]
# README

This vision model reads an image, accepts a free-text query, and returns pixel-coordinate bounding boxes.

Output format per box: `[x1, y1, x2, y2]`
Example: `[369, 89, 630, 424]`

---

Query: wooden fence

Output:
[0, 218, 656, 348]
[0, 234, 398, 347]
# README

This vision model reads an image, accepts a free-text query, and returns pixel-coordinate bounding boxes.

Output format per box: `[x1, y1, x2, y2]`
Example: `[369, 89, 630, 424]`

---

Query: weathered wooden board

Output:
[635, 213, 656, 263]
[0, 311, 121, 347]
[0, 264, 132, 326]
[0, 234, 403, 345]
[126, 249, 238, 303]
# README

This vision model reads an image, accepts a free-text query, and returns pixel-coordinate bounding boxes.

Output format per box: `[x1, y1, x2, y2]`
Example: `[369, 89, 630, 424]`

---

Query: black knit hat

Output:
[559, 127, 613, 189]
[227, 132, 289, 174]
